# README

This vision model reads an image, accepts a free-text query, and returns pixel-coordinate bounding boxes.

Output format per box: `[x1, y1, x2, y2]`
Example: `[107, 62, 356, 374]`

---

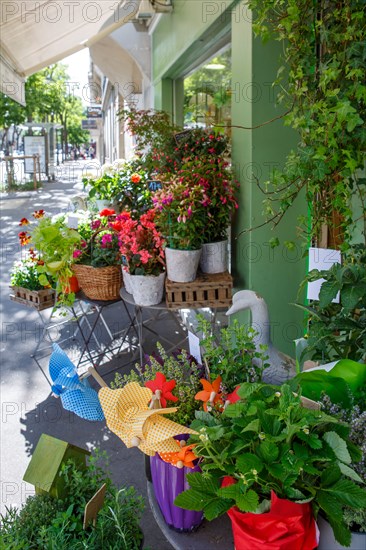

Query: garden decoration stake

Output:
[99, 382, 197, 456]
[49, 343, 105, 421]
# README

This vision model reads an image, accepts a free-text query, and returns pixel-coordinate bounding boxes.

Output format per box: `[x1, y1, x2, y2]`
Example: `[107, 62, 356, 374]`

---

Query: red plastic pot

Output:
[222, 477, 317, 550]
[65, 275, 80, 294]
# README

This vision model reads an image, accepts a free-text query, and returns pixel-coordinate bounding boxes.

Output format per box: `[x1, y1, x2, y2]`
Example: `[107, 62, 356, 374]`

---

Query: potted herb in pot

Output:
[153, 179, 207, 282]
[82, 164, 118, 210]
[112, 344, 205, 532]
[175, 382, 366, 549]
[116, 209, 166, 306]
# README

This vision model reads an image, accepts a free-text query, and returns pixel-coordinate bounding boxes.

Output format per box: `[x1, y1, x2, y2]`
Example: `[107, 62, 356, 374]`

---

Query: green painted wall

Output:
[152, 0, 307, 355]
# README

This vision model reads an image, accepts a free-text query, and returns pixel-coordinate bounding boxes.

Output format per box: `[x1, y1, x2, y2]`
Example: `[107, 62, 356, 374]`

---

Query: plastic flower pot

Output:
[65, 275, 80, 294]
[222, 477, 318, 550]
[150, 435, 204, 532]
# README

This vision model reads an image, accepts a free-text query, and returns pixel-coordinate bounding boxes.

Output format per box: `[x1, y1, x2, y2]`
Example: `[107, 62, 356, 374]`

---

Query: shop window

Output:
[183, 48, 231, 135]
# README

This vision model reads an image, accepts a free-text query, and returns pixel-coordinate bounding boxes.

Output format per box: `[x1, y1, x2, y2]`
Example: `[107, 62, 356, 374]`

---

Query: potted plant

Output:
[153, 179, 207, 282]
[116, 209, 166, 306]
[72, 209, 122, 301]
[82, 164, 118, 209]
[112, 158, 152, 216]
[18, 211, 82, 308]
[9, 251, 56, 310]
[174, 382, 366, 549]
[112, 344, 205, 532]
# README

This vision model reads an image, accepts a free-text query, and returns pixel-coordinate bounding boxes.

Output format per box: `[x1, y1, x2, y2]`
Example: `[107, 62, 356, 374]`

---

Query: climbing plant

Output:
[246, 0, 366, 249]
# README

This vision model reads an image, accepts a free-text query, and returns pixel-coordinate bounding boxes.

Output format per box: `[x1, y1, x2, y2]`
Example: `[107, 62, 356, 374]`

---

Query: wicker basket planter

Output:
[72, 264, 122, 301]
[10, 286, 56, 310]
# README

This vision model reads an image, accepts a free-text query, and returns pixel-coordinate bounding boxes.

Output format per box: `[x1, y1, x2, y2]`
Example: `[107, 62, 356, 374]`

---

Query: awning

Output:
[0, 0, 140, 103]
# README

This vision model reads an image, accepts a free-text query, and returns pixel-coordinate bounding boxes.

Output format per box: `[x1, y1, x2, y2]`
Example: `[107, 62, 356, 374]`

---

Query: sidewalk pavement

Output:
[0, 162, 232, 549]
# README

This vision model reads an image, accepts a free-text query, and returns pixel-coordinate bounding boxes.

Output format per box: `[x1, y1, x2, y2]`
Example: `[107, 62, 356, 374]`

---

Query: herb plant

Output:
[175, 383, 366, 547]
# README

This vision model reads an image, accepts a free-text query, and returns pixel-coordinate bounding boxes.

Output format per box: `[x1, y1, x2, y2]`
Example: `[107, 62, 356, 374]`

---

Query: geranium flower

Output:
[99, 208, 115, 217]
[19, 218, 29, 226]
[73, 249, 82, 258]
[195, 376, 223, 412]
[91, 219, 101, 230]
[33, 210, 45, 219]
[101, 233, 113, 248]
[18, 231, 31, 246]
[131, 173, 141, 183]
[145, 372, 178, 408]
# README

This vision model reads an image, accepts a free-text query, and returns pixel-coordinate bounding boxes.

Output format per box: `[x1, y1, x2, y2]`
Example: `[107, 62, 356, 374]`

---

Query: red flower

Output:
[226, 385, 241, 404]
[32, 210, 45, 219]
[131, 173, 141, 183]
[195, 376, 223, 412]
[19, 218, 29, 226]
[99, 208, 115, 217]
[145, 372, 178, 408]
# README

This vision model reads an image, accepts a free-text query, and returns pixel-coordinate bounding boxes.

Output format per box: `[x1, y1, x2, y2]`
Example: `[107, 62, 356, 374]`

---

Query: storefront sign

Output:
[24, 136, 46, 173]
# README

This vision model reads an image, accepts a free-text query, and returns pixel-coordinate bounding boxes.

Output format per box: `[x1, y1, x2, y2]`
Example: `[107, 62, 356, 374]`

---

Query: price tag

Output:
[148, 181, 162, 191]
[188, 331, 202, 364]
[67, 215, 79, 229]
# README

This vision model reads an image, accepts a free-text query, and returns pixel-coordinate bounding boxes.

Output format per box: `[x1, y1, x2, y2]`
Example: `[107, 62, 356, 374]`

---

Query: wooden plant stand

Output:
[165, 271, 233, 309]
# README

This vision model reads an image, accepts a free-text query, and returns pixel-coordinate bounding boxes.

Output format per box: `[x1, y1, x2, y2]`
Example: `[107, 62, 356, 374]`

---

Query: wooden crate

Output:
[10, 286, 56, 310]
[165, 271, 233, 309]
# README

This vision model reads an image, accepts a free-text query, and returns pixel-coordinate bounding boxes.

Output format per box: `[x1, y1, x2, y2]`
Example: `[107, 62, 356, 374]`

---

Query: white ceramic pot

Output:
[200, 240, 228, 274]
[165, 247, 202, 283]
[121, 268, 133, 294]
[317, 515, 366, 550]
[130, 272, 166, 306]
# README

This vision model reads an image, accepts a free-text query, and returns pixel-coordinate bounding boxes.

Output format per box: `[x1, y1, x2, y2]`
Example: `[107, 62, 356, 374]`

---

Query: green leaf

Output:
[185, 473, 219, 495]
[266, 463, 287, 480]
[327, 516, 352, 548]
[206, 426, 226, 441]
[325, 479, 366, 508]
[217, 484, 240, 501]
[204, 498, 232, 521]
[341, 284, 365, 311]
[323, 432, 351, 464]
[338, 462, 364, 484]
[318, 280, 340, 308]
[242, 419, 260, 433]
[174, 489, 206, 511]
[257, 441, 279, 463]
[321, 465, 341, 487]
[236, 454, 263, 474]
[236, 490, 259, 513]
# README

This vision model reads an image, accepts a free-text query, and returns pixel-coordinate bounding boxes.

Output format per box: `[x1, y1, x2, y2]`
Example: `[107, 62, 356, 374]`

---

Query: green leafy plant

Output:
[295, 244, 366, 363]
[242, 0, 366, 248]
[10, 254, 55, 291]
[197, 315, 268, 393]
[112, 343, 204, 426]
[0, 449, 144, 550]
[174, 383, 366, 547]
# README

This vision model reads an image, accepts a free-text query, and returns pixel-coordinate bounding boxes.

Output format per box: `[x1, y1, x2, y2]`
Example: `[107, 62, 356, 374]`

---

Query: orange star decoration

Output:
[195, 375, 224, 412]
[19, 218, 29, 226]
[145, 372, 178, 408]
[32, 209, 45, 219]
[226, 385, 241, 405]
[159, 441, 197, 469]
[18, 231, 32, 246]
[98, 382, 197, 456]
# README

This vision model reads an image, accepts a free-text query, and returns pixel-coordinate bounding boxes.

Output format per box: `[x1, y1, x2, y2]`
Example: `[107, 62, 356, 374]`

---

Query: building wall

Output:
[151, 0, 307, 355]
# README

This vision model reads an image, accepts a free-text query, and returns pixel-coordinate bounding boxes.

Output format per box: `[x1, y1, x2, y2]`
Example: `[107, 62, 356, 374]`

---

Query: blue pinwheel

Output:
[49, 344, 105, 421]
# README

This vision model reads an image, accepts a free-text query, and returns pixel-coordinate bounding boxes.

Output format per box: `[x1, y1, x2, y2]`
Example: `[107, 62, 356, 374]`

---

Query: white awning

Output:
[0, 0, 140, 103]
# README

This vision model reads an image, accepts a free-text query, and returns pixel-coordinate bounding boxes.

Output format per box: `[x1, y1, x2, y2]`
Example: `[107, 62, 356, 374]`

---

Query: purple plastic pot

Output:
[150, 435, 204, 532]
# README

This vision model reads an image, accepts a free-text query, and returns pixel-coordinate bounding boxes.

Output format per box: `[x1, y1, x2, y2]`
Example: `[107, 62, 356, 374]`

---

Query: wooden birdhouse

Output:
[23, 433, 90, 498]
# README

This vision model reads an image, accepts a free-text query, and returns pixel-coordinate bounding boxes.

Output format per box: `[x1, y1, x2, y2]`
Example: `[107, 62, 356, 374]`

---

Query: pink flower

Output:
[73, 250, 82, 258]
[101, 234, 113, 248]
[91, 219, 101, 230]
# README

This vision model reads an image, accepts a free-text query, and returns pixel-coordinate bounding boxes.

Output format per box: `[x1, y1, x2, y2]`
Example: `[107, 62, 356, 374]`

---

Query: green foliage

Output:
[197, 315, 268, 393]
[10, 257, 55, 291]
[295, 245, 366, 362]
[0, 450, 144, 550]
[175, 382, 366, 546]
[112, 343, 203, 426]
[246, 0, 366, 247]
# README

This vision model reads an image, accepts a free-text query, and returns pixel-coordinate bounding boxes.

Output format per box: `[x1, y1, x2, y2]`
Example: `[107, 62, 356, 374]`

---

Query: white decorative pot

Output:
[121, 268, 133, 294]
[130, 272, 166, 306]
[165, 248, 202, 283]
[200, 240, 228, 274]
[317, 515, 366, 550]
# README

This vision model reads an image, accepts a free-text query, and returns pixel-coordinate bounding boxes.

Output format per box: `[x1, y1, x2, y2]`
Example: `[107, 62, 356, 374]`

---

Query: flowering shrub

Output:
[116, 209, 165, 276]
[74, 209, 121, 268]
[152, 180, 207, 250]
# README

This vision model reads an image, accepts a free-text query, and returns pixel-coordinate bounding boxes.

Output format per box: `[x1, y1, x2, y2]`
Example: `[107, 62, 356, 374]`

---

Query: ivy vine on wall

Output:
[246, 0, 366, 249]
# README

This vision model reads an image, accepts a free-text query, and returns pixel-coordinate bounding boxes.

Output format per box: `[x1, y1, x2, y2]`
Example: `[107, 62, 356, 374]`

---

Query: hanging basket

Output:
[72, 264, 122, 301]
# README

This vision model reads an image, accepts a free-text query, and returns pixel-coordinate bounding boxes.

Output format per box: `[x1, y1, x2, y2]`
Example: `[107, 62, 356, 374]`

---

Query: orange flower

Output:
[18, 231, 32, 246]
[131, 173, 141, 183]
[195, 376, 223, 412]
[19, 218, 29, 226]
[32, 209, 45, 219]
